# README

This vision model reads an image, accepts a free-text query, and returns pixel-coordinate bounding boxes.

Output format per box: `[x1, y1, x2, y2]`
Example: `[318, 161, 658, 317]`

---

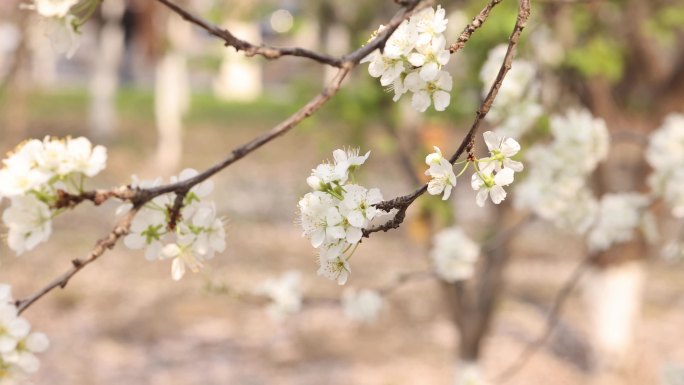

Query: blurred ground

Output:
[1, 90, 684, 385]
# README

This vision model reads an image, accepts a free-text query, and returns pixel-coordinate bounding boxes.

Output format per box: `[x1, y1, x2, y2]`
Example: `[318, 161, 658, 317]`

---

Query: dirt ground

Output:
[2, 115, 684, 385]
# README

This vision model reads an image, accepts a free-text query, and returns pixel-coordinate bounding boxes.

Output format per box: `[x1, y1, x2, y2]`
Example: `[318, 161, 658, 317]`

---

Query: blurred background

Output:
[1, 0, 684, 384]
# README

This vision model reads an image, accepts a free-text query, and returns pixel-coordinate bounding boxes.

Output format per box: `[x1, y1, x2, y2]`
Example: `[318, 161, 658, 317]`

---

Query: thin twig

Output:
[365, 0, 531, 236]
[15, 207, 139, 315]
[450, 0, 505, 54]
[492, 254, 594, 383]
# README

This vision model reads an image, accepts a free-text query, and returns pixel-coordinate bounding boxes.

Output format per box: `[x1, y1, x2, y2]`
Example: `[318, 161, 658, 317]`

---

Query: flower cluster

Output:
[119, 169, 226, 280]
[587, 194, 650, 252]
[646, 113, 684, 218]
[22, 0, 98, 58]
[362, 6, 453, 112]
[430, 227, 480, 282]
[515, 109, 609, 233]
[256, 270, 303, 321]
[423, 132, 523, 206]
[0, 136, 107, 255]
[0, 285, 50, 383]
[480, 44, 542, 138]
[298, 149, 384, 285]
[342, 288, 383, 324]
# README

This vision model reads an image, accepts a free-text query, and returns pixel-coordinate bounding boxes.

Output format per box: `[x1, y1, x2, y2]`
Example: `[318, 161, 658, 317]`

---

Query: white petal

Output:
[483, 131, 500, 152]
[419, 62, 439, 81]
[501, 137, 521, 157]
[408, 53, 425, 67]
[476, 189, 489, 207]
[432, 90, 451, 111]
[171, 258, 185, 280]
[490, 185, 507, 204]
[494, 168, 515, 186]
[504, 159, 524, 172]
[411, 91, 431, 112]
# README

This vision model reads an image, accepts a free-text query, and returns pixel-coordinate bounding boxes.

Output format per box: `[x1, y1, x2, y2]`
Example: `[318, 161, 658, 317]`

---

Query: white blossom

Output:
[471, 167, 514, 207]
[342, 288, 383, 323]
[587, 193, 649, 252]
[2, 195, 53, 255]
[43, 15, 81, 59]
[362, 5, 453, 112]
[65, 137, 107, 177]
[479, 131, 524, 173]
[405, 70, 453, 112]
[317, 255, 351, 285]
[424, 147, 457, 200]
[431, 227, 479, 282]
[299, 148, 385, 285]
[256, 270, 303, 321]
[0, 285, 49, 382]
[30, 0, 79, 18]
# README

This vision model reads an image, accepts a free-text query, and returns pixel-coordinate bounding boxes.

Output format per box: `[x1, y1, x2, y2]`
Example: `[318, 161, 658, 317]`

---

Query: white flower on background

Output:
[160, 243, 204, 281]
[298, 191, 336, 248]
[0, 285, 49, 382]
[424, 147, 456, 200]
[431, 227, 479, 282]
[120, 172, 226, 280]
[549, 109, 610, 174]
[256, 270, 303, 321]
[413, 5, 448, 46]
[299, 148, 386, 285]
[408, 34, 451, 81]
[339, 184, 383, 230]
[333, 148, 370, 181]
[30, 0, 79, 18]
[479, 131, 523, 173]
[471, 167, 514, 207]
[342, 288, 383, 323]
[646, 113, 684, 172]
[405, 70, 453, 112]
[587, 193, 649, 252]
[123, 207, 167, 261]
[2, 195, 53, 255]
[65, 137, 107, 177]
[317, 255, 351, 285]
[362, 5, 453, 112]
[43, 15, 81, 59]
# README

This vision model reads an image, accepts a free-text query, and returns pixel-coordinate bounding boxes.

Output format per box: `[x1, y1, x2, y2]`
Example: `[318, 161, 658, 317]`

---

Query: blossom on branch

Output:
[298, 149, 386, 285]
[0, 136, 107, 255]
[119, 169, 226, 281]
[424, 147, 457, 200]
[362, 5, 453, 112]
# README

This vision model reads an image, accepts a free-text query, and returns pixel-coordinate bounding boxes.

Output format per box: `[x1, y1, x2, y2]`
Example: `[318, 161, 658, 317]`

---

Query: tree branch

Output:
[15, 207, 139, 315]
[12, 0, 432, 314]
[365, 0, 531, 237]
[449, 0, 505, 54]
[493, 253, 594, 383]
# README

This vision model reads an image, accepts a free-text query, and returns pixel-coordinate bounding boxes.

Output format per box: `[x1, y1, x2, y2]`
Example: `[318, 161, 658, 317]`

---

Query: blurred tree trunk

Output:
[89, 0, 126, 141]
[444, 204, 514, 384]
[3, 10, 30, 142]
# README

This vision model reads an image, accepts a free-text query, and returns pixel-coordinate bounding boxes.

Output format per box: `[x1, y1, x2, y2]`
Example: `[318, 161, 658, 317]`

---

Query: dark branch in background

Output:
[14, 0, 433, 314]
[450, 0, 504, 54]
[365, 0, 531, 237]
[493, 254, 594, 383]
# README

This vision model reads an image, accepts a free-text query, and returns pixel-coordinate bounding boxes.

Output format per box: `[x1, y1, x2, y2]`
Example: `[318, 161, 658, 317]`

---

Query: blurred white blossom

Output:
[431, 227, 479, 282]
[587, 194, 649, 252]
[343, 288, 383, 323]
[0, 285, 49, 383]
[257, 271, 303, 321]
